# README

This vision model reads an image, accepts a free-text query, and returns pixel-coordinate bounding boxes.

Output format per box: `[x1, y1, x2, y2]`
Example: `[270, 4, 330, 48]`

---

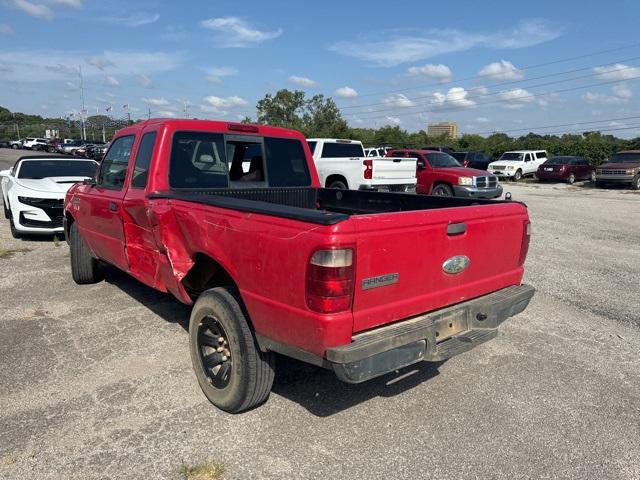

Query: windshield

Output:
[499, 152, 524, 161]
[608, 153, 640, 163]
[428, 153, 462, 168]
[546, 156, 574, 165]
[18, 160, 97, 179]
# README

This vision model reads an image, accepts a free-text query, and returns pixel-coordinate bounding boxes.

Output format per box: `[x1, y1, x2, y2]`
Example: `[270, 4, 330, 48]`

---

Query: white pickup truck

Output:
[306, 138, 416, 191]
[488, 150, 548, 181]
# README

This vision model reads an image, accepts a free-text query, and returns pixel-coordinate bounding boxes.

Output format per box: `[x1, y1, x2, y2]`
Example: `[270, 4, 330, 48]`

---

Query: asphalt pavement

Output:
[0, 148, 638, 479]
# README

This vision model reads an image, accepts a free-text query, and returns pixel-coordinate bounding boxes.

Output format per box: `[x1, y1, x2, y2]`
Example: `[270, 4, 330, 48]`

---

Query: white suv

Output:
[488, 150, 548, 181]
[22, 138, 48, 150]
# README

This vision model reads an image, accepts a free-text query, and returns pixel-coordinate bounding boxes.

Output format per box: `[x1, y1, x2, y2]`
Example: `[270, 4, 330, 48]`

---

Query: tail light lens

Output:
[519, 221, 531, 266]
[363, 159, 373, 179]
[464, 160, 469, 167]
[306, 248, 354, 313]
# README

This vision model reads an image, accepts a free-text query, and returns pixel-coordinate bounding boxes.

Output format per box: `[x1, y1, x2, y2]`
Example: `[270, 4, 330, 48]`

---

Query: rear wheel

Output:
[431, 183, 453, 196]
[328, 179, 347, 190]
[69, 221, 102, 284]
[189, 287, 275, 413]
[11, 144, 18, 150]
[632, 174, 640, 191]
[590, 171, 596, 182]
[567, 173, 576, 184]
[513, 169, 523, 181]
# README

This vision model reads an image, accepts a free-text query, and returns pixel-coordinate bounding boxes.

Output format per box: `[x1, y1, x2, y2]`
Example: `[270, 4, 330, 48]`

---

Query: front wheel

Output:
[189, 287, 275, 413]
[70, 221, 102, 284]
[567, 173, 576, 184]
[328, 180, 347, 190]
[11, 144, 18, 150]
[513, 169, 523, 182]
[632, 174, 640, 191]
[431, 183, 453, 196]
[590, 171, 596, 183]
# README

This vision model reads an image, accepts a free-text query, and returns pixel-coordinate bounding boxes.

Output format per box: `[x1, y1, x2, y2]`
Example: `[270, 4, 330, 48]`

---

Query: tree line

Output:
[3, 89, 639, 165]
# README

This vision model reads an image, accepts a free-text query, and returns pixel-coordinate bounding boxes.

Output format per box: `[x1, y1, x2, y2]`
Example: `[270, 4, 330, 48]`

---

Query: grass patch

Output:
[53, 235, 61, 247]
[0, 247, 32, 259]
[178, 460, 225, 480]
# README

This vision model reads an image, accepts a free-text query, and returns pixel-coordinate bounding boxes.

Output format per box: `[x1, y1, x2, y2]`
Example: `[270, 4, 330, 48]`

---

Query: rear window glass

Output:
[18, 160, 97, 179]
[169, 132, 228, 189]
[321, 142, 364, 158]
[609, 153, 640, 163]
[264, 137, 311, 187]
[546, 157, 574, 165]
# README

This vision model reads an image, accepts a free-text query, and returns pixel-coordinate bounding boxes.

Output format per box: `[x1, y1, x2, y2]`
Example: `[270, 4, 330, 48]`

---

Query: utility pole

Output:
[183, 101, 190, 119]
[147, 108, 151, 120]
[13, 112, 20, 139]
[79, 66, 86, 140]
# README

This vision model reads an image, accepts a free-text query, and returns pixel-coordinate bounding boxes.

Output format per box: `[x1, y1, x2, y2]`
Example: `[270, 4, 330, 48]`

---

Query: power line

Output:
[471, 115, 640, 136]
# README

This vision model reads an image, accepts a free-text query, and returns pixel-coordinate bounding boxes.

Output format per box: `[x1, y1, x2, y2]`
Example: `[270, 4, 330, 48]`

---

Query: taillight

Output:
[306, 248, 355, 313]
[464, 160, 469, 167]
[519, 221, 531, 266]
[363, 159, 373, 179]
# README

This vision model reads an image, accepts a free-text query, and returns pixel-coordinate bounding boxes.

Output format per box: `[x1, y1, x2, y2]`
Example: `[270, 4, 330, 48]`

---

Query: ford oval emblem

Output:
[442, 255, 470, 274]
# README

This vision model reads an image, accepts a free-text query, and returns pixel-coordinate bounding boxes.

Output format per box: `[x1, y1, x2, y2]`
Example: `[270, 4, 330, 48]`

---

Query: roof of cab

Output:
[114, 118, 306, 138]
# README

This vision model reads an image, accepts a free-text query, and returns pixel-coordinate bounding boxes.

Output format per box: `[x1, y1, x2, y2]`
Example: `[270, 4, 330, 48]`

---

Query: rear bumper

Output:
[326, 284, 535, 383]
[359, 184, 417, 193]
[453, 184, 503, 199]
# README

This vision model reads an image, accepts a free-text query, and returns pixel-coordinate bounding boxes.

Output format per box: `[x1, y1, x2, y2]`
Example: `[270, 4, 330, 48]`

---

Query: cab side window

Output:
[97, 135, 135, 189]
[131, 132, 157, 189]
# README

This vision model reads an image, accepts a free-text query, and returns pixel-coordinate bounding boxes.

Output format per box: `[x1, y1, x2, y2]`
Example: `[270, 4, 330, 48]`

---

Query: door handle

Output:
[109, 202, 118, 212]
[447, 223, 467, 235]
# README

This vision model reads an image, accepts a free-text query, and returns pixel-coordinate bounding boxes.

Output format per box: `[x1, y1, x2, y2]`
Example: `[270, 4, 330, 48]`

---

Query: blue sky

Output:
[1, 0, 640, 137]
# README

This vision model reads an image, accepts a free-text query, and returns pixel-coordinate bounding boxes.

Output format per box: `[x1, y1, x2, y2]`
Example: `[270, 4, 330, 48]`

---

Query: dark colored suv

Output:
[595, 151, 640, 189]
[537, 156, 595, 184]
[451, 151, 491, 170]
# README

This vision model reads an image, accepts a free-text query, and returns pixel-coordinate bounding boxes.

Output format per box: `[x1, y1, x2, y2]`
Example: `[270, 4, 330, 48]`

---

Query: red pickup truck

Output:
[64, 119, 534, 413]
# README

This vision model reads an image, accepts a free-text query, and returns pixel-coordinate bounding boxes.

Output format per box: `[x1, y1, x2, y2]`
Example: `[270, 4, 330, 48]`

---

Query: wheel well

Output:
[325, 174, 348, 188]
[182, 253, 237, 297]
[431, 181, 452, 191]
[64, 211, 75, 240]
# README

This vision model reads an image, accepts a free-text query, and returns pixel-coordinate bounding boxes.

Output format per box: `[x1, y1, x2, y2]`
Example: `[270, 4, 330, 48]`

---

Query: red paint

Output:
[65, 119, 530, 358]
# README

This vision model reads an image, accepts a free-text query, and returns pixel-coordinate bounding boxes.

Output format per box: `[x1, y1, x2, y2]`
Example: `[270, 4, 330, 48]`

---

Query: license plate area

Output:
[433, 310, 468, 343]
[544, 168, 553, 171]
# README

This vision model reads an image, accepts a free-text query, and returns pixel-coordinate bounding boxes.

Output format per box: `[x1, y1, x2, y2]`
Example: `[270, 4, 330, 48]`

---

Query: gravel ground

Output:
[0, 148, 639, 479]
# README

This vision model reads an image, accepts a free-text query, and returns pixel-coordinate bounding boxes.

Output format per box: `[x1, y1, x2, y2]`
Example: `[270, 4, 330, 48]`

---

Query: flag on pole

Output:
[122, 104, 129, 110]
[105, 105, 112, 112]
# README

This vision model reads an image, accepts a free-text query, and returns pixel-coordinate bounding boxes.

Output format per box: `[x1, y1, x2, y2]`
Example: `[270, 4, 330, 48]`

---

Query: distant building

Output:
[427, 122, 458, 139]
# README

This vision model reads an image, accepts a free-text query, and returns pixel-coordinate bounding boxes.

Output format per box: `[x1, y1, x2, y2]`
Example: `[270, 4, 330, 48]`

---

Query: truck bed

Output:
[148, 187, 512, 224]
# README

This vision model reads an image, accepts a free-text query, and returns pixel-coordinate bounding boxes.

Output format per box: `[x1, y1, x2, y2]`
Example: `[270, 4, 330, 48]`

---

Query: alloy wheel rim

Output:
[198, 316, 232, 389]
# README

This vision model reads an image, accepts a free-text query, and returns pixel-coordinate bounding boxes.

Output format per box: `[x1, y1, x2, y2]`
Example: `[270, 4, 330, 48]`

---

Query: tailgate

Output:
[350, 202, 529, 333]
[372, 157, 417, 182]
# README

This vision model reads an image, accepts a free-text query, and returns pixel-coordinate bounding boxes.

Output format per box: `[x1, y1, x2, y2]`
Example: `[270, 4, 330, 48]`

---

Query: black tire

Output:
[69, 221, 102, 284]
[328, 179, 347, 189]
[189, 287, 275, 413]
[9, 216, 20, 238]
[513, 169, 523, 181]
[11, 144, 18, 150]
[632, 174, 640, 191]
[590, 171, 596, 183]
[595, 181, 606, 188]
[3, 200, 9, 219]
[431, 183, 453, 196]
[567, 173, 576, 184]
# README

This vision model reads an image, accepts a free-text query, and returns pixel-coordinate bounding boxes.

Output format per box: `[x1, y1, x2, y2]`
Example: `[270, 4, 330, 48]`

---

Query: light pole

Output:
[79, 66, 86, 140]
[13, 112, 20, 138]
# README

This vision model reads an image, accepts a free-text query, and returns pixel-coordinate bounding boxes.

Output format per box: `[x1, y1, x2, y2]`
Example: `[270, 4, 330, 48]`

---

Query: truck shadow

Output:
[102, 265, 191, 331]
[100, 266, 443, 415]
[271, 356, 443, 417]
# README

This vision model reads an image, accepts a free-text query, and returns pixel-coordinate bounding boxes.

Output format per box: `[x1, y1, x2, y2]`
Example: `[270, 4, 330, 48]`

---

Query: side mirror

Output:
[417, 160, 426, 169]
[83, 178, 96, 187]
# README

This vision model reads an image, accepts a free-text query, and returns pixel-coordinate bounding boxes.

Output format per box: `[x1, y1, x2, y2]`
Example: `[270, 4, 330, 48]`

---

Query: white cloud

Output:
[201, 17, 282, 47]
[288, 75, 317, 88]
[385, 116, 401, 125]
[330, 20, 563, 67]
[478, 60, 524, 80]
[583, 85, 633, 104]
[156, 110, 177, 117]
[0, 24, 14, 34]
[45, 63, 79, 76]
[205, 66, 238, 84]
[335, 86, 358, 98]
[106, 12, 160, 27]
[384, 93, 415, 108]
[593, 64, 640, 81]
[497, 88, 535, 108]
[431, 87, 475, 108]
[9, 0, 53, 20]
[142, 97, 170, 106]
[476, 116, 490, 123]
[407, 63, 452, 83]
[105, 75, 120, 86]
[85, 56, 115, 70]
[200, 95, 248, 114]
[136, 74, 153, 88]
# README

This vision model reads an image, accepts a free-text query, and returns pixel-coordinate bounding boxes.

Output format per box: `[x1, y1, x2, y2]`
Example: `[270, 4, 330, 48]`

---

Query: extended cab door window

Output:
[263, 137, 311, 187]
[131, 131, 157, 189]
[97, 135, 135, 189]
[169, 132, 228, 189]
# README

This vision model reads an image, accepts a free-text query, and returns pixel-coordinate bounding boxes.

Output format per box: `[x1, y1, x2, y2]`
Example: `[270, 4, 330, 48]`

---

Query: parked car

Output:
[0, 140, 9, 148]
[91, 143, 110, 160]
[57, 139, 87, 155]
[537, 156, 595, 184]
[451, 151, 492, 170]
[10, 139, 24, 149]
[0, 156, 98, 238]
[307, 138, 416, 192]
[595, 151, 640, 190]
[488, 150, 548, 181]
[23, 138, 49, 150]
[387, 149, 503, 198]
[63, 119, 534, 413]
